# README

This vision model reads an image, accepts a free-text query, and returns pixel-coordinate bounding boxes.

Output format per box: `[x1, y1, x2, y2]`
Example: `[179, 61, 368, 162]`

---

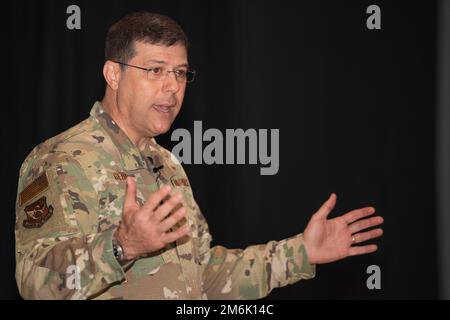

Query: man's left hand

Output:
[303, 193, 384, 265]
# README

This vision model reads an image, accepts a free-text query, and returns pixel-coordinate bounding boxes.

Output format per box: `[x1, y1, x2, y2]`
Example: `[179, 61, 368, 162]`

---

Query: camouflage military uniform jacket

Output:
[15, 102, 316, 300]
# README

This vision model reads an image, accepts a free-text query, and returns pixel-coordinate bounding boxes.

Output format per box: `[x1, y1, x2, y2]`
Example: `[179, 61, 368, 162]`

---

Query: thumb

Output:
[313, 193, 337, 220]
[124, 176, 138, 211]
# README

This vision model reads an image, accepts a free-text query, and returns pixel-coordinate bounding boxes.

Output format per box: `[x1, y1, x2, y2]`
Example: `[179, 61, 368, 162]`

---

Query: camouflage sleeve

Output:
[196, 205, 316, 300]
[15, 152, 125, 299]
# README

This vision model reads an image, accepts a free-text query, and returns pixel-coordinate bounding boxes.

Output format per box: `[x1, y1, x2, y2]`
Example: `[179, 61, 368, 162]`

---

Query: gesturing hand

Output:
[303, 193, 384, 265]
[114, 177, 190, 260]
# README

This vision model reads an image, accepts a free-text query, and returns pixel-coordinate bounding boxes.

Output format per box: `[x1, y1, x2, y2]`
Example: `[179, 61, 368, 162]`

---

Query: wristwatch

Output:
[112, 238, 125, 262]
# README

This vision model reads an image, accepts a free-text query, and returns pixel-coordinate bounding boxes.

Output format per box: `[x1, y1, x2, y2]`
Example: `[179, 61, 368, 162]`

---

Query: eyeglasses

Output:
[111, 60, 196, 83]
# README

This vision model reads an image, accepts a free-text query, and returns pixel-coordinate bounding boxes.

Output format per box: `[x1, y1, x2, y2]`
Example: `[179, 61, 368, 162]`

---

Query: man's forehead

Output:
[133, 41, 188, 65]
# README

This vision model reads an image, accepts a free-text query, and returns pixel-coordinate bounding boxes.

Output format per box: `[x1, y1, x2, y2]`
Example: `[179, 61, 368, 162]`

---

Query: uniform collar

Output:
[90, 101, 154, 172]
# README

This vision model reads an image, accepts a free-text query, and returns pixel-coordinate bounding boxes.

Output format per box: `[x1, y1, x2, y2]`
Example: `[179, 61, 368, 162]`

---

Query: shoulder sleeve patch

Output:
[16, 169, 78, 249]
[19, 172, 49, 207]
[22, 196, 54, 229]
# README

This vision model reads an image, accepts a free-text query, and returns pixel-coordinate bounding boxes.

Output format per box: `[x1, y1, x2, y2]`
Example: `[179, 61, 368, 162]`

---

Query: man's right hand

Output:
[114, 176, 190, 260]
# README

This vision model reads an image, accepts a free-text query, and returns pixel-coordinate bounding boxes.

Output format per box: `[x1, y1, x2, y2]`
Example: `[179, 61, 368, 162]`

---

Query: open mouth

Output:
[153, 104, 173, 114]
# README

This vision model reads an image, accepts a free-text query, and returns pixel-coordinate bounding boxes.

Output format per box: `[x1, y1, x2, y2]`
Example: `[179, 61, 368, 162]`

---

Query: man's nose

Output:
[162, 71, 180, 94]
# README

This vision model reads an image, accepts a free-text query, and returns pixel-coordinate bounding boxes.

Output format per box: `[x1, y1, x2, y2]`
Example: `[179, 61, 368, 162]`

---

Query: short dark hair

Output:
[105, 12, 189, 67]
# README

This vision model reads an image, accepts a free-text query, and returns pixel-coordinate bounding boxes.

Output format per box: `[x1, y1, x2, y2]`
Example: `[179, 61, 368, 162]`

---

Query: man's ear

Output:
[103, 60, 122, 91]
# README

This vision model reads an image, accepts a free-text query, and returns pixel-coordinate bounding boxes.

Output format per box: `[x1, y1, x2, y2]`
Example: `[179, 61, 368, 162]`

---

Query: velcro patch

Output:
[19, 172, 49, 206]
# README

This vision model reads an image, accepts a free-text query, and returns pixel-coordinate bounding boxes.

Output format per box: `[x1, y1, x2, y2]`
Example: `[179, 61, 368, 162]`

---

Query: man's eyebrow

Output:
[146, 59, 167, 64]
[175, 63, 189, 69]
[145, 59, 189, 68]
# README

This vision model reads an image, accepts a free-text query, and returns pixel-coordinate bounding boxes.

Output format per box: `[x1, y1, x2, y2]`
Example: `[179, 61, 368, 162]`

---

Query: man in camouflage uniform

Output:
[15, 12, 384, 300]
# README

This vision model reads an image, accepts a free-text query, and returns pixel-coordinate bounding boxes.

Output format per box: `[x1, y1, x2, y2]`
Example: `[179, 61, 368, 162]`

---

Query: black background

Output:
[2, 0, 438, 299]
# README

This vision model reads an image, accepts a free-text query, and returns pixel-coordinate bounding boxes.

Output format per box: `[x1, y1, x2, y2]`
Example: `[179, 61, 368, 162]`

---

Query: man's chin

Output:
[149, 122, 172, 137]
[148, 109, 177, 136]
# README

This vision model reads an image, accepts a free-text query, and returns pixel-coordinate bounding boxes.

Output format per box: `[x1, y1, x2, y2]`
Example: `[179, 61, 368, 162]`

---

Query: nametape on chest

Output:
[113, 172, 128, 181]
[19, 172, 49, 207]
[171, 177, 190, 187]
[113, 172, 136, 181]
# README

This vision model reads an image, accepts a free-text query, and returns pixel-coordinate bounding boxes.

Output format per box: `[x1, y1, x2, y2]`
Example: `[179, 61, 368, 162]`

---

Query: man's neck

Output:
[101, 96, 151, 152]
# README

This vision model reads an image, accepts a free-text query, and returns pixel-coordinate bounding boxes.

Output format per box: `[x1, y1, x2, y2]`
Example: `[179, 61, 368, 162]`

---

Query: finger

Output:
[342, 207, 376, 224]
[162, 224, 190, 244]
[349, 216, 384, 234]
[313, 193, 337, 220]
[153, 192, 183, 222]
[159, 207, 186, 232]
[348, 244, 378, 256]
[123, 176, 138, 212]
[352, 228, 383, 244]
[142, 185, 172, 212]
